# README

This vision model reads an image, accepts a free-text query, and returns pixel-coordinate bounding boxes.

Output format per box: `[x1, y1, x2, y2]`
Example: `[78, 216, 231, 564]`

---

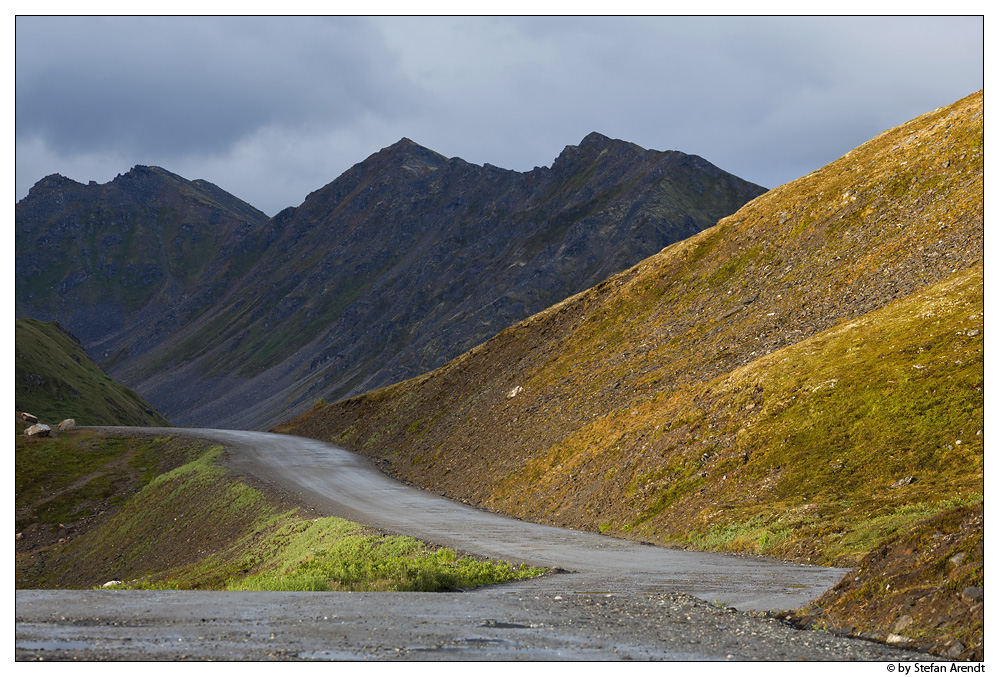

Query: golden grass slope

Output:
[276, 92, 983, 654]
[280, 89, 982, 553]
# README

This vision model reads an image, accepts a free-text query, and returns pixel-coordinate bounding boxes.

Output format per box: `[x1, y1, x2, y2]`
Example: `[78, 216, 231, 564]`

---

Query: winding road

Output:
[16, 428, 926, 661]
[212, 428, 844, 611]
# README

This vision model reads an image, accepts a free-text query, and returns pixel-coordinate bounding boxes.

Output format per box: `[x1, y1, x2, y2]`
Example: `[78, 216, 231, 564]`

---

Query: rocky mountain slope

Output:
[17, 135, 765, 429]
[277, 91, 984, 657]
[15, 166, 273, 367]
[15, 318, 169, 427]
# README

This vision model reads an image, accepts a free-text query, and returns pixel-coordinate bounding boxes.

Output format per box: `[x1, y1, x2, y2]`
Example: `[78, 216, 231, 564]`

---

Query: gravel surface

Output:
[16, 588, 932, 661]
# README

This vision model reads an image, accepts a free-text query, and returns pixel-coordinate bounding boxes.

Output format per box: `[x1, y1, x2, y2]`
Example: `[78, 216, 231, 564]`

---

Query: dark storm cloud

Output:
[14, 16, 985, 215]
[15, 16, 423, 156]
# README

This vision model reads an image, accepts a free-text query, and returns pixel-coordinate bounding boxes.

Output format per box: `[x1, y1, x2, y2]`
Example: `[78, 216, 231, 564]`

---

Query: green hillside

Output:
[15, 318, 170, 427]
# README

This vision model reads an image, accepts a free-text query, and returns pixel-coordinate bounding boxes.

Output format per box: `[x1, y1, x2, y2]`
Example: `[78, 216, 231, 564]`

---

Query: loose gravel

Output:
[16, 588, 931, 661]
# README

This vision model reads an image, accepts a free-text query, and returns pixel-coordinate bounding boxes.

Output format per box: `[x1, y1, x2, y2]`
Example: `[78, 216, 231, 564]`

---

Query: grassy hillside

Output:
[276, 91, 983, 657]
[16, 430, 543, 591]
[15, 318, 170, 427]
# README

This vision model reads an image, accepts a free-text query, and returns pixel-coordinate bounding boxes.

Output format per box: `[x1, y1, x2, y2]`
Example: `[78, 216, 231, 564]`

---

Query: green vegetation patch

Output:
[16, 431, 544, 592]
[231, 520, 544, 592]
[485, 264, 982, 569]
[15, 432, 196, 529]
[652, 265, 984, 565]
[15, 318, 170, 426]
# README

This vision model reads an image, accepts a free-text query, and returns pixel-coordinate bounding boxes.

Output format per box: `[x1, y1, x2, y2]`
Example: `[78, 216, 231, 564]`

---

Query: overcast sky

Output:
[15, 15, 985, 217]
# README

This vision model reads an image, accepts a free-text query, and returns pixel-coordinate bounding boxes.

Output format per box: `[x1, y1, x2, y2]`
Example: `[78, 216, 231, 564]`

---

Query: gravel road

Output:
[14, 428, 934, 661]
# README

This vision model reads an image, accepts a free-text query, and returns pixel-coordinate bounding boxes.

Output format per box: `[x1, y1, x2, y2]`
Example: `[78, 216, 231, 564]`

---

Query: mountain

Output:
[15, 165, 273, 364]
[276, 92, 984, 656]
[15, 318, 170, 427]
[17, 135, 765, 429]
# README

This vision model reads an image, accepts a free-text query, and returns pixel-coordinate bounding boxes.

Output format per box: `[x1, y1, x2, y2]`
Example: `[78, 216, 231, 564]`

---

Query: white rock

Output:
[24, 424, 51, 437]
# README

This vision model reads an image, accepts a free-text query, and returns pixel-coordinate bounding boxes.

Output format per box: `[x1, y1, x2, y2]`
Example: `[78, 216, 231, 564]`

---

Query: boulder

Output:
[57, 418, 76, 431]
[961, 586, 984, 603]
[24, 424, 51, 437]
[18, 412, 39, 424]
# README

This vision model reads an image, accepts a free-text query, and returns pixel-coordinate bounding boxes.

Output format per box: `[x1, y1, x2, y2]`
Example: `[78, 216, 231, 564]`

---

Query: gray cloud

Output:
[16, 17, 423, 156]
[15, 16, 984, 215]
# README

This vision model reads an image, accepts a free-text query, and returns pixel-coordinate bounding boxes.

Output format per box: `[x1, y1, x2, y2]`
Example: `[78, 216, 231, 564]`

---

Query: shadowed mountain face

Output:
[16, 134, 765, 429]
[15, 166, 274, 367]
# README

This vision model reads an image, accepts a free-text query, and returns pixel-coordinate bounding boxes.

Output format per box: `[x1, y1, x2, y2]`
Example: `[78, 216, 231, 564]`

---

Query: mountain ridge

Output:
[17, 132, 766, 429]
[15, 318, 170, 427]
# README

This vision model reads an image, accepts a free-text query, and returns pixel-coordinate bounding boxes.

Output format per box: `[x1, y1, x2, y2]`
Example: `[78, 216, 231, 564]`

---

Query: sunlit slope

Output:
[277, 91, 983, 567]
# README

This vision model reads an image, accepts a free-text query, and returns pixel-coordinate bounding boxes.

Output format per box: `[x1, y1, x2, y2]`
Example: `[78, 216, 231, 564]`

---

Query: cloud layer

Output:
[16, 16, 984, 216]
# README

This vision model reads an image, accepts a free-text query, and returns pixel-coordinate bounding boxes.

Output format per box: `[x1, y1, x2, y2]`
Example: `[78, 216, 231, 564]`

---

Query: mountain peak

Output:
[578, 131, 645, 154]
[114, 165, 187, 184]
[26, 173, 79, 195]
[550, 132, 646, 176]
[379, 138, 448, 174]
[579, 131, 613, 148]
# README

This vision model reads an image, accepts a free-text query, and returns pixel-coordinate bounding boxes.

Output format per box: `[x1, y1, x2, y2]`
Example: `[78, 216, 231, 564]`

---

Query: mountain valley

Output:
[15, 91, 985, 659]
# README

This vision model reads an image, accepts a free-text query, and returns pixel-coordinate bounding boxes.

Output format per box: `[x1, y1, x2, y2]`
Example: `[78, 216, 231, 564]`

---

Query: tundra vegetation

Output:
[15, 318, 169, 427]
[14, 92, 983, 659]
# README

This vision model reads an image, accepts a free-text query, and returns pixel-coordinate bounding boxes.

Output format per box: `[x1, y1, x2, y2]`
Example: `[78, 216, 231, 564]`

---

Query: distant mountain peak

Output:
[26, 173, 77, 194]
[114, 164, 188, 184]
[17, 125, 767, 430]
[549, 132, 647, 176]
[377, 137, 448, 175]
[578, 131, 645, 154]
[579, 131, 613, 147]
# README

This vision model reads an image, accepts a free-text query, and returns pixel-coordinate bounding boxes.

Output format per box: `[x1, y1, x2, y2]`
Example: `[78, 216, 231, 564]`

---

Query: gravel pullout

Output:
[16, 589, 931, 661]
